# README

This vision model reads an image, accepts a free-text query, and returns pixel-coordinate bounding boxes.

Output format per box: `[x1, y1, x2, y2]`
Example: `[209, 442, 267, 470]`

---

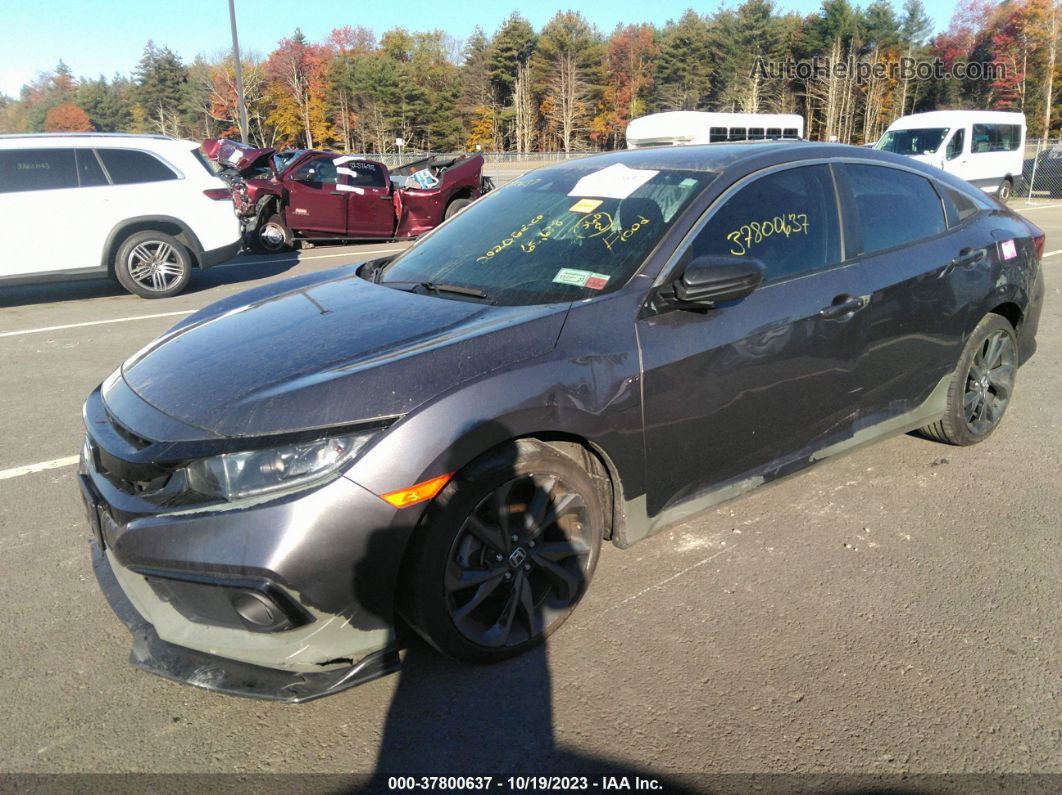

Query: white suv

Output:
[0, 133, 242, 298]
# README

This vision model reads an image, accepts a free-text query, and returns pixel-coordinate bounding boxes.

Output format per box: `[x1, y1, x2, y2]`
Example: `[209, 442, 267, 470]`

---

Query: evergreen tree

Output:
[653, 10, 715, 111]
[134, 41, 188, 135]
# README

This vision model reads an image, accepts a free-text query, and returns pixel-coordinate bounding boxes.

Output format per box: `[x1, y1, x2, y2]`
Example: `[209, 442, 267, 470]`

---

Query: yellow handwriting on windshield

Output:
[476, 214, 545, 262]
[601, 214, 650, 251]
[725, 213, 809, 256]
[573, 212, 613, 239]
[520, 217, 567, 254]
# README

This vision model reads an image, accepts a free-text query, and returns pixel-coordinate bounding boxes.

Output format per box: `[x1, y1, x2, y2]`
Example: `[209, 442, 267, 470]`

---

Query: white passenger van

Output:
[874, 110, 1026, 202]
[625, 111, 804, 148]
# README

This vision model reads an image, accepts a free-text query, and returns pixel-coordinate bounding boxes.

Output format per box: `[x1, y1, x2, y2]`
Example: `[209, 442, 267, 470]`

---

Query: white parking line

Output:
[1017, 202, 1062, 211]
[0, 246, 410, 339]
[0, 311, 195, 339]
[0, 455, 80, 481]
[1044, 249, 1062, 258]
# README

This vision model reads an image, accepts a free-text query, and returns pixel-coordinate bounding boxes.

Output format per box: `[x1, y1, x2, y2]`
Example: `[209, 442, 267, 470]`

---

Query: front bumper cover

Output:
[92, 541, 401, 703]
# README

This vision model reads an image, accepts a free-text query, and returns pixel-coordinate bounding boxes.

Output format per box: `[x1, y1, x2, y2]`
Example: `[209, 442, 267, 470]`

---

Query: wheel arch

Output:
[989, 300, 1023, 332]
[101, 216, 204, 275]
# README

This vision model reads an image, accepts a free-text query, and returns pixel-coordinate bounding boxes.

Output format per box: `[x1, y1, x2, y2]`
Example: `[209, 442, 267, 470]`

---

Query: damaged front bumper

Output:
[78, 382, 421, 701]
[92, 542, 401, 703]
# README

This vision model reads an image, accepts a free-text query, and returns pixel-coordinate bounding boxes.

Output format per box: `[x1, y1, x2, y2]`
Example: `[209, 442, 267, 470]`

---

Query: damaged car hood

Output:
[203, 138, 276, 175]
[119, 270, 569, 438]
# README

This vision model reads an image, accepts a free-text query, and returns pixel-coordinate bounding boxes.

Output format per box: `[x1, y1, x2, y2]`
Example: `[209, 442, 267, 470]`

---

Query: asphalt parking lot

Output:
[0, 198, 1059, 785]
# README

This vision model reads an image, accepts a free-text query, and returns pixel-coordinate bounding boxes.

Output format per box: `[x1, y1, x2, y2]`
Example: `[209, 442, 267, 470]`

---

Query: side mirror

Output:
[671, 255, 766, 308]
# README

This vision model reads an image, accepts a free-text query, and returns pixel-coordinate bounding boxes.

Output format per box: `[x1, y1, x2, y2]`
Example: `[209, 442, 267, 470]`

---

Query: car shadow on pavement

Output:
[0, 253, 300, 308]
[351, 429, 699, 793]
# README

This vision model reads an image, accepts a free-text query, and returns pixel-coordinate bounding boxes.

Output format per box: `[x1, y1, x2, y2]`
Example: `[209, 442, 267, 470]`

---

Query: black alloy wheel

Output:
[401, 440, 605, 663]
[444, 473, 594, 649]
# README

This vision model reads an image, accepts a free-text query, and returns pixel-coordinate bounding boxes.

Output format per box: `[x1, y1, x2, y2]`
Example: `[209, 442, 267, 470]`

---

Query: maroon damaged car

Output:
[202, 138, 489, 253]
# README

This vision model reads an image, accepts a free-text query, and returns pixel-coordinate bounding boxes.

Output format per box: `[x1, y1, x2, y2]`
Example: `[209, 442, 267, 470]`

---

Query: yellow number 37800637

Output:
[726, 213, 809, 256]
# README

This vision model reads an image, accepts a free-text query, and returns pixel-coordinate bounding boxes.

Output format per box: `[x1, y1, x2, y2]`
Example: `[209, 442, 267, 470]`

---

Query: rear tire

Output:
[249, 214, 293, 254]
[444, 198, 472, 220]
[918, 314, 1018, 446]
[113, 231, 192, 299]
[997, 177, 1013, 203]
[400, 440, 604, 664]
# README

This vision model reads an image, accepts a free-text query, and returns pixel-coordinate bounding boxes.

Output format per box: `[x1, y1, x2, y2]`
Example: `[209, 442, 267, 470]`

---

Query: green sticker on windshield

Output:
[553, 268, 610, 290]
[680, 178, 698, 188]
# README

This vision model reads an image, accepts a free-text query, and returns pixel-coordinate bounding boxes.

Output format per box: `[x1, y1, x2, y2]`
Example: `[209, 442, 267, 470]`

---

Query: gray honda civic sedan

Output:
[80, 142, 1045, 701]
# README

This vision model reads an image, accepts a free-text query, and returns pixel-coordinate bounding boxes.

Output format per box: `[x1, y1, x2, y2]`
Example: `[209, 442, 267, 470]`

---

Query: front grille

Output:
[89, 438, 174, 497]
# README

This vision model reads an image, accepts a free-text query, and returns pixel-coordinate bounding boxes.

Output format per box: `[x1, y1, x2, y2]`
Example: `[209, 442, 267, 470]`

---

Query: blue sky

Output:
[2, 0, 959, 98]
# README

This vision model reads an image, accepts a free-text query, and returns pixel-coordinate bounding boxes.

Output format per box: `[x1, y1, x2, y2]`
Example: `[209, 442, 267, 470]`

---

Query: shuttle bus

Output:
[625, 111, 804, 149]
[874, 110, 1025, 202]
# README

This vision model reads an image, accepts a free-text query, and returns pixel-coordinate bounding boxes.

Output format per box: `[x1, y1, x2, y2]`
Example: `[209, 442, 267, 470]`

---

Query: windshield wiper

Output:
[421, 282, 489, 300]
[384, 280, 491, 302]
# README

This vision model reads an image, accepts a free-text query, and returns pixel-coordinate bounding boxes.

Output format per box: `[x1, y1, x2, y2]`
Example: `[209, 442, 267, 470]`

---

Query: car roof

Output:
[537, 140, 920, 174]
[0, 132, 201, 154]
[886, 110, 1026, 129]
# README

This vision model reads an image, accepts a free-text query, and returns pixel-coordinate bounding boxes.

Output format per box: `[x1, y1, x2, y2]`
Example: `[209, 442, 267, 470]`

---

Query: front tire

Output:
[114, 231, 192, 298]
[444, 198, 472, 220]
[919, 314, 1018, 446]
[249, 214, 293, 254]
[400, 440, 604, 664]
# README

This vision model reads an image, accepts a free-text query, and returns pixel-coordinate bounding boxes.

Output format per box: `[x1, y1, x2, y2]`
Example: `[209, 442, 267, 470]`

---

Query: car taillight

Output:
[203, 188, 232, 201]
[1033, 231, 1045, 261]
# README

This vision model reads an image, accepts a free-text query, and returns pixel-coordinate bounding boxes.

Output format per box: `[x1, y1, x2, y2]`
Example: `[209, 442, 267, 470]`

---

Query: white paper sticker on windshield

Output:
[226, 149, 243, 165]
[568, 163, 659, 200]
[553, 268, 610, 290]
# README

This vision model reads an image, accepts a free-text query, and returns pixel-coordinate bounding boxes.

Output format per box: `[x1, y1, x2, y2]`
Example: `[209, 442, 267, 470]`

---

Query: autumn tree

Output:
[595, 24, 658, 147]
[267, 29, 331, 148]
[43, 102, 93, 131]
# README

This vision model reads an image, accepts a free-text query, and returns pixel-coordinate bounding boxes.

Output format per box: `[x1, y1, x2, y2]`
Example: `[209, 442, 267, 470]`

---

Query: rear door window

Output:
[343, 160, 386, 187]
[0, 148, 78, 193]
[844, 164, 946, 254]
[689, 164, 841, 283]
[97, 149, 178, 184]
[76, 149, 108, 187]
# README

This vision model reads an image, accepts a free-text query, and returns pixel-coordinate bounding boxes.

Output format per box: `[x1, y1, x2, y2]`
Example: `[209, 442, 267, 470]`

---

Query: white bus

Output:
[625, 111, 804, 149]
[874, 110, 1026, 201]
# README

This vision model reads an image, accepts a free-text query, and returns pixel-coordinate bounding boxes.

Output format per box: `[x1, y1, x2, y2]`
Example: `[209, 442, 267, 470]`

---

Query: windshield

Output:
[380, 163, 715, 305]
[274, 150, 305, 172]
[875, 128, 949, 156]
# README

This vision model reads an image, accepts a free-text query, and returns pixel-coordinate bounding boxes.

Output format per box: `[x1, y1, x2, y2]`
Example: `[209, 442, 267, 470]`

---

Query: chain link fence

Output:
[1020, 138, 1062, 201]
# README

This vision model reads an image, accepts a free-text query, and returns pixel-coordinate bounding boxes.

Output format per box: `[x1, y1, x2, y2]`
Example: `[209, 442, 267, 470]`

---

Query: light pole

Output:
[228, 0, 249, 143]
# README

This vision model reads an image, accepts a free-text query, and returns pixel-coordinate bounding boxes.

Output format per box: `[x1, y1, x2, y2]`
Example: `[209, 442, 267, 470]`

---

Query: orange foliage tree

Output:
[43, 102, 93, 132]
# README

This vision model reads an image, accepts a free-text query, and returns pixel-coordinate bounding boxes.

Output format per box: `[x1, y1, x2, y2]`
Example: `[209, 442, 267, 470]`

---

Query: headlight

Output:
[186, 432, 375, 501]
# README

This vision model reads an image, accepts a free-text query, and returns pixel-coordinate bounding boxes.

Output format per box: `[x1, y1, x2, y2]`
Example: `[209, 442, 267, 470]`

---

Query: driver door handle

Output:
[819, 294, 867, 319]
[951, 247, 986, 267]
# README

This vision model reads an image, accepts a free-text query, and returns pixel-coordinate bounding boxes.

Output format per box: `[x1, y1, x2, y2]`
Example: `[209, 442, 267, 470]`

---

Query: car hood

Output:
[120, 270, 570, 438]
[203, 138, 276, 175]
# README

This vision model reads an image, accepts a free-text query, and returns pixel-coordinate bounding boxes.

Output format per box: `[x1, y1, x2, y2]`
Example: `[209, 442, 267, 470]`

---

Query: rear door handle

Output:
[819, 294, 867, 319]
[952, 247, 986, 267]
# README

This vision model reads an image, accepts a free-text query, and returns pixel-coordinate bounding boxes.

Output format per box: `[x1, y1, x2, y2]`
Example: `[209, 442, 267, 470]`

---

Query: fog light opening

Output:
[230, 590, 280, 628]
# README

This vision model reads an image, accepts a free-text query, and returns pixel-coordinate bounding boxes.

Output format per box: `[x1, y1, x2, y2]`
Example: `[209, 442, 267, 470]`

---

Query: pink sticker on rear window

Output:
[1000, 239, 1017, 260]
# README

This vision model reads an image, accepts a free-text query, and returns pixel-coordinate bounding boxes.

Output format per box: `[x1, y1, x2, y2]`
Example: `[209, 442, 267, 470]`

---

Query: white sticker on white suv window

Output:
[568, 163, 659, 200]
